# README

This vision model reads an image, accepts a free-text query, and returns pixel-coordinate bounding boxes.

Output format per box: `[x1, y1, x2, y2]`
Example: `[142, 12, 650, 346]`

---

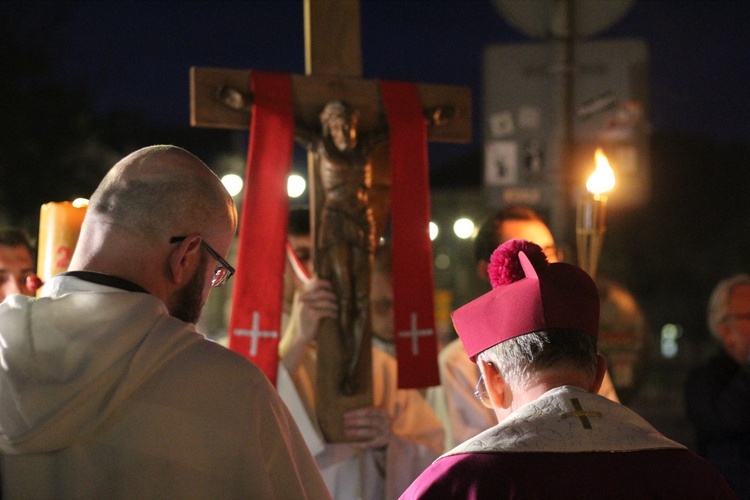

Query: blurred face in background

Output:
[476, 218, 559, 282]
[0, 244, 35, 300]
[499, 219, 559, 263]
[718, 284, 750, 363]
[370, 268, 394, 344]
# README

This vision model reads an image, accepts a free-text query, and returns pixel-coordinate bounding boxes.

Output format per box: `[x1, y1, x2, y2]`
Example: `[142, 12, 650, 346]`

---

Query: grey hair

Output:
[476, 329, 598, 390]
[707, 273, 750, 340]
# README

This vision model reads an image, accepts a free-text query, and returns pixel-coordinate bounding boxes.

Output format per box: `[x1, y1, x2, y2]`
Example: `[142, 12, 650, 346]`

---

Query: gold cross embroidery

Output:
[560, 398, 603, 429]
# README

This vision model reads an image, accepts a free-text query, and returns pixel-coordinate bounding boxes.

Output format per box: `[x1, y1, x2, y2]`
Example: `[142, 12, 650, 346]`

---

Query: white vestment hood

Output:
[0, 276, 200, 454]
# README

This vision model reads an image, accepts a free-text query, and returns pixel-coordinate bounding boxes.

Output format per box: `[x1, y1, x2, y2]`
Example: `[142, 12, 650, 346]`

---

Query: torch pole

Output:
[576, 193, 607, 279]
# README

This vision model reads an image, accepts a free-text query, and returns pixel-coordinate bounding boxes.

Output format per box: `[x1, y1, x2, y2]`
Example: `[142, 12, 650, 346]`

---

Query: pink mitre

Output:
[451, 238, 600, 362]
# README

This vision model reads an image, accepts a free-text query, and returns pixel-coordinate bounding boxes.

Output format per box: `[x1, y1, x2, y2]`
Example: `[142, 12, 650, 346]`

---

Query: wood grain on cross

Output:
[190, 0, 470, 443]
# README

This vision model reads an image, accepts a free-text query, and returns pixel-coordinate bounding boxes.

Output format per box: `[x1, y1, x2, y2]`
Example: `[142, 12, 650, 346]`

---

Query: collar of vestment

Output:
[444, 386, 684, 456]
[58, 271, 150, 294]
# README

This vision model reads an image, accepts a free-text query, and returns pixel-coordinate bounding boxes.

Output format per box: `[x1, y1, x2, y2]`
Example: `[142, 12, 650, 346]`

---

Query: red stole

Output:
[380, 81, 440, 388]
[228, 71, 293, 385]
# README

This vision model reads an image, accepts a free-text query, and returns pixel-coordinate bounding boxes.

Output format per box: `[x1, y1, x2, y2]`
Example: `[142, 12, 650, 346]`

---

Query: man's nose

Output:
[6, 277, 28, 295]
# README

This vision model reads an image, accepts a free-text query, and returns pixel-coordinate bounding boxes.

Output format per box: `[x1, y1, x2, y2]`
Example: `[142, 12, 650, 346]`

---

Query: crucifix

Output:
[190, 0, 470, 442]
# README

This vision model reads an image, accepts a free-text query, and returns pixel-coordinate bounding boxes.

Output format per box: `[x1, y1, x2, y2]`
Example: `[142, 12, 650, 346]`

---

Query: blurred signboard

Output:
[482, 39, 650, 215]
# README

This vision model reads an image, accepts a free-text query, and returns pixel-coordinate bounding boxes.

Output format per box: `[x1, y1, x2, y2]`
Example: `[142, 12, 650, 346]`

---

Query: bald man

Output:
[0, 146, 330, 499]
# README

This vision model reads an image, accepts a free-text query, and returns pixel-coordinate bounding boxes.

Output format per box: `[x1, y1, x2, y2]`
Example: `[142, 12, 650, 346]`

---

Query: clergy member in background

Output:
[438, 205, 619, 448]
[277, 207, 444, 500]
[0, 227, 37, 300]
[401, 239, 734, 499]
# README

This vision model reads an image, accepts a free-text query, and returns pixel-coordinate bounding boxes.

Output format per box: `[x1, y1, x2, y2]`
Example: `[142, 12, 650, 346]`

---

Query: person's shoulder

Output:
[193, 339, 268, 375]
[0, 293, 33, 323]
[658, 448, 737, 496]
[403, 452, 510, 499]
[170, 338, 287, 415]
[169, 335, 273, 391]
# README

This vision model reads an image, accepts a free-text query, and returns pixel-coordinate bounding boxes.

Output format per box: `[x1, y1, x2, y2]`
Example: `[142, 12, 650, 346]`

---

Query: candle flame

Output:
[586, 148, 615, 195]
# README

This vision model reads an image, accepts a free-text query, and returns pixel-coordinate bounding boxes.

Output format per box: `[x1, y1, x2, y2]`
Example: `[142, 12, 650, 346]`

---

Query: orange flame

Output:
[586, 148, 616, 196]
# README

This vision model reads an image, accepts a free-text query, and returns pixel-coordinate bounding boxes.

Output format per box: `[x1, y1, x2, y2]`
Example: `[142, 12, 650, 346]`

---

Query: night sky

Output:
[4, 0, 749, 169]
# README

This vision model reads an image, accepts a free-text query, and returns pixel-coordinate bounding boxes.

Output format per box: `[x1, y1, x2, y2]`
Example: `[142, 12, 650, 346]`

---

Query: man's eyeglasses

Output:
[170, 236, 235, 287]
[474, 373, 492, 409]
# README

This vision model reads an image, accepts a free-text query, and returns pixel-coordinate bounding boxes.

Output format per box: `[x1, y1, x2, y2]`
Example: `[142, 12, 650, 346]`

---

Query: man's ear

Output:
[168, 235, 202, 285]
[590, 353, 608, 394]
[480, 360, 511, 410]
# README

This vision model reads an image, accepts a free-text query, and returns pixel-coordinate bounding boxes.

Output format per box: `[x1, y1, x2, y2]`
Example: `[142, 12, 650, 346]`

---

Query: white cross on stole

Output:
[398, 312, 434, 356]
[233, 311, 278, 357]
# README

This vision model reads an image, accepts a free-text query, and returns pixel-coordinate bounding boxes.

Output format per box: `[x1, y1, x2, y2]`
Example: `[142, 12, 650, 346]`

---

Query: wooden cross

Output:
[190, 0, 471, 442]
